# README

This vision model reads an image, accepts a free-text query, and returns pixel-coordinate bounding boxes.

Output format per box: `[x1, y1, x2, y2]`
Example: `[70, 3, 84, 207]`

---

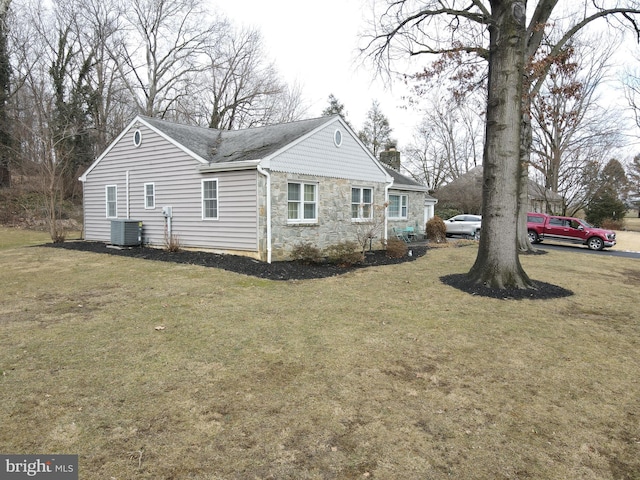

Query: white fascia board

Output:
[79, 116, 140, 182]
[259, 116, 343, 170]
[79, 115, 211, 182]
[197, 160, 261, 173]
[338, 118, 394, 185]
[135, 116, 209, 165]
[390, 184, 430, 193]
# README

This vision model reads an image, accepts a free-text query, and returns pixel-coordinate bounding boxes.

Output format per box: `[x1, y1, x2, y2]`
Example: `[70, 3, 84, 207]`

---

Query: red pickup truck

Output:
[527, 213, 616, 250]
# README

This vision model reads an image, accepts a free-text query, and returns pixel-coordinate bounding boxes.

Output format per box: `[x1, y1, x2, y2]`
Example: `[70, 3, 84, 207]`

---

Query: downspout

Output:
[257, 165, 272, 264]
[384, 180, 393, 243]
[125, 170, 130, 219]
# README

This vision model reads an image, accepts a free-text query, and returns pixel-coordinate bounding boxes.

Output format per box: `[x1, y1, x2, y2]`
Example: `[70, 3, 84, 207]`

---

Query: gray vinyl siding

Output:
[83, 123, 258, 252]
[269, 123, 388, 183]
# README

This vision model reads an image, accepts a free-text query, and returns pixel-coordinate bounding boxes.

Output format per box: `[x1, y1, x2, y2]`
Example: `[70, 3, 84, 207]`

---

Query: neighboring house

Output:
[80, 115, 430, 262]
[433, 165, 564, 214]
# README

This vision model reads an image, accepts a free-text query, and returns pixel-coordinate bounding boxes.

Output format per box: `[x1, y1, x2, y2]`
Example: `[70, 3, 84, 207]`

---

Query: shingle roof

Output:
[141, 115, 335, 164]
[383, 165, 430, 193]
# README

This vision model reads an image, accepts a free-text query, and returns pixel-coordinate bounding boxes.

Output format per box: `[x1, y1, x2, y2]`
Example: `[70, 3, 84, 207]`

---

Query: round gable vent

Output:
[334, 129, 342, 147]
[133, 129, 142, 147]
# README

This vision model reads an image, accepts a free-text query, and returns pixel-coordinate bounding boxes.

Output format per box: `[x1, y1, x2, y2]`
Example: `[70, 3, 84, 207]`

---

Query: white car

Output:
[444, 214, 482, 240]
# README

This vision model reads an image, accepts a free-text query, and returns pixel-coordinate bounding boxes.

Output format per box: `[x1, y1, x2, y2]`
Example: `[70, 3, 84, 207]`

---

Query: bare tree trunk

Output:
[517, 109, 537, 253]
[468, 0, 534, 289]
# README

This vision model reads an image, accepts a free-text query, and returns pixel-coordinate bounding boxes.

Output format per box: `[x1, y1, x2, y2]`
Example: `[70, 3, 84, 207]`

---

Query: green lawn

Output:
[1, 228, 639, 479]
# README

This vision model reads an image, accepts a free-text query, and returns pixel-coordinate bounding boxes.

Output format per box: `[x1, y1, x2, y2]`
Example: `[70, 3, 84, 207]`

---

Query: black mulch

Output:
[441, 274, 573, 300]
[45, 241, 573, 299]
[45, 241, 427, 281]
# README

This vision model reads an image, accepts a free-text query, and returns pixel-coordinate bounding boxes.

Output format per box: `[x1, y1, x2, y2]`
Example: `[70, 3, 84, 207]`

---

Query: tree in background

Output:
[529, 39, 623, 216]
[585, 159, 629, 226]
[322, 94, 347, 117]
[364, 0, 640, 290]
[1, 0, 307, 233]
[404, 89, 484, 191]
[0, 0, 10, 188]
[628, 154, 640, 216]
[198, 26, 305, 130]
[357, 100, 392, 157]
[366, 0, 640, 261]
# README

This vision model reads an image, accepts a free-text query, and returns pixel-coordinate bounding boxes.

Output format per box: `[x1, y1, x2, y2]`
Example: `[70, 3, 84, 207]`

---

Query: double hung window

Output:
[105, 185, 117, 218]
[144, 183, 155, 209]
[388, 194, 408, 219]
[288, 182, 317, 222]
[202, 179, 218, 219]
[351, 187, 373, 220]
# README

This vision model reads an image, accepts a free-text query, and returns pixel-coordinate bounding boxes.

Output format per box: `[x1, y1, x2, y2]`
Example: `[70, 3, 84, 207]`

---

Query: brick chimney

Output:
[379, 143, 401, 171]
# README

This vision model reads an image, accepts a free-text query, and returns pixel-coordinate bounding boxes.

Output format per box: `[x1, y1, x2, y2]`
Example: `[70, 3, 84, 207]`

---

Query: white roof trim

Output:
[340, 118, 395, 184]
[79, 115, 209, 182]
[197, 160, 260, 173]
[259, 116, 341, 169]
[79, 116, 139, 182]
[259, 117, 393, 185]
[136, 116, 209, 164]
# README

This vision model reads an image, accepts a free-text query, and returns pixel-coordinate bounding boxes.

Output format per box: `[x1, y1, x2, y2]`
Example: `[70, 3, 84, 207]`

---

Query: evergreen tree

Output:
[585, 189, 627, 226]
[322, 94, 347, 118]
[627, 154, 640, 216]
[357, 100, 392, 157]
[585, 158, 628, 225]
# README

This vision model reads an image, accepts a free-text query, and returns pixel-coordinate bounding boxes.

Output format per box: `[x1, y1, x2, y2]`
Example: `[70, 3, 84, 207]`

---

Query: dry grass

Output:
[1, 228, 639, 479]
[624, 216, 640, 233]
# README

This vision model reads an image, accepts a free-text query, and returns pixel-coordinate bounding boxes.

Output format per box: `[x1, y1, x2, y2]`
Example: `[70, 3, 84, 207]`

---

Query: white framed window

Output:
[144, 183, 155, 209]
[288, 181, 317, 223]
[388, 194, 408, 219]
[351, 187, 373, 220]
[105, 185, 117, 218]
[202, 179, 218, 219]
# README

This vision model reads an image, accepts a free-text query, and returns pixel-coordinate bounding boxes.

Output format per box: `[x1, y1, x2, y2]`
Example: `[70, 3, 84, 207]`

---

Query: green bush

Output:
[426, 215, 447, 243]
[290, 243, 323, 264]
[386, 237, 408, 258]
[324, 241, 363, 266]
[434, 206, 461, 221]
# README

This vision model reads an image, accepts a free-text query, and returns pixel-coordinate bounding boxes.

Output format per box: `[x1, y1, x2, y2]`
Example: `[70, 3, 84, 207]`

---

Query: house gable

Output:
[267, 118, 390, 183]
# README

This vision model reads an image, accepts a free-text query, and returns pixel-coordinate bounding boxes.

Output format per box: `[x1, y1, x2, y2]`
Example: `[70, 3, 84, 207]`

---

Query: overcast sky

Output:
[211, 0, 421, 149]
[211, 0, 640, 158]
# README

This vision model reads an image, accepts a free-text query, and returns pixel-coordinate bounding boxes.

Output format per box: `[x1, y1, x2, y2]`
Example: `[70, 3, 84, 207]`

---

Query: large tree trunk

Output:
[468, 0, 534, 289]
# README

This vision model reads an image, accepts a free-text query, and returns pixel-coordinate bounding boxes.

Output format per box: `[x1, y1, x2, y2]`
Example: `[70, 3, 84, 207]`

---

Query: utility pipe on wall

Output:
[125, 170, 130, 219]
[257, 165, 272, 263]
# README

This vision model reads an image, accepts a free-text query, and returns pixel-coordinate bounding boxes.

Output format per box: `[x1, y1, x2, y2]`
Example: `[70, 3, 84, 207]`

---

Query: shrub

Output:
[324, 241, 363, 266]
[164, 233, 181, 252]
[434, 206, 461, 221]
[601, 218, 625, 231]
[290, 243, 323, 264]
[426, 215, 447, 243]
[386, 237, 408, 258]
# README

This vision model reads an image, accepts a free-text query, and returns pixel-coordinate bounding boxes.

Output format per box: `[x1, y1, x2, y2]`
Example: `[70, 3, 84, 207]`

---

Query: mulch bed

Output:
[45, 241, 427, 281]
[45, 241, 573, 299]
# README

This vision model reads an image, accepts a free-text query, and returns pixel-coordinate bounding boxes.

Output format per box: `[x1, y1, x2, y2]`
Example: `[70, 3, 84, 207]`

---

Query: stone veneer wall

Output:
[269, 172, 388, 261]
[387, 189, 428, 232]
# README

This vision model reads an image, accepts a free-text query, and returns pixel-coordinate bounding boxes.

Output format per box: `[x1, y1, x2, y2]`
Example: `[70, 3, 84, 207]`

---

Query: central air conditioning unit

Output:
[110, 219, 143, 246]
